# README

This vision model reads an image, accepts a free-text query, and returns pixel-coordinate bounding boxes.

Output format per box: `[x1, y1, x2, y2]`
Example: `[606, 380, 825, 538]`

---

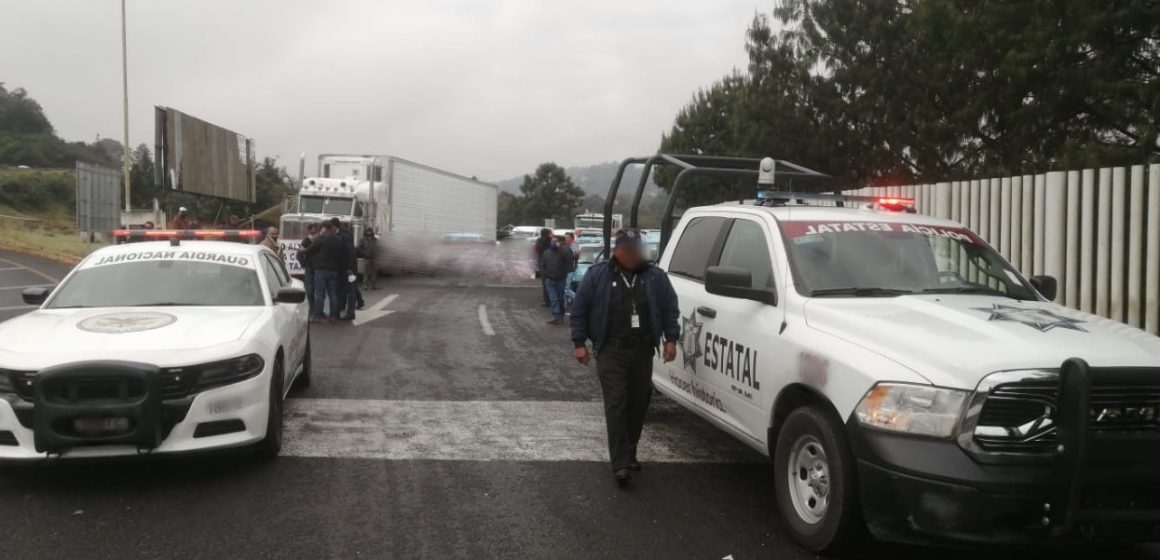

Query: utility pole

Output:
[121, 0, 131, 213]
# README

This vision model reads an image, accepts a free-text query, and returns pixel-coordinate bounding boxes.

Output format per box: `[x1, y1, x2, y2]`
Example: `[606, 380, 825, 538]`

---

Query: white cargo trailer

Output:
[279, 154, 497, 276]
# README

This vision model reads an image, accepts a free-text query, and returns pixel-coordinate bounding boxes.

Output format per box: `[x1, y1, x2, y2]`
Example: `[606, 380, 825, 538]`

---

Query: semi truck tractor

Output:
[278, 154, 498, 277]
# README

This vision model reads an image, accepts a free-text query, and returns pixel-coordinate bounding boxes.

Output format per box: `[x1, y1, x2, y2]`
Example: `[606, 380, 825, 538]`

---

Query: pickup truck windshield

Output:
[780, 220, 1036, 300]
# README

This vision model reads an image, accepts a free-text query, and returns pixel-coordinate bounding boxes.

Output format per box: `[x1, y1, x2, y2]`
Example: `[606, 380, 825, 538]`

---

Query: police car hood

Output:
[0, 307, 266, 366]
[803, 294, 1160, 389]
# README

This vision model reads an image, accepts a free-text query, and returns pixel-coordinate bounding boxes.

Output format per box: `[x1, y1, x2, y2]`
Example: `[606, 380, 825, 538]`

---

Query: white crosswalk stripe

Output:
[283, 398, 763, 463]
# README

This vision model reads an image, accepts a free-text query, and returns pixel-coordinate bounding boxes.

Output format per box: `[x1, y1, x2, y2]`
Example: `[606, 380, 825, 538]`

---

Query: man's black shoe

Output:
[338, 315, 355, 321]
[614, 469, 631, 485]
[629, 460, 642, 472]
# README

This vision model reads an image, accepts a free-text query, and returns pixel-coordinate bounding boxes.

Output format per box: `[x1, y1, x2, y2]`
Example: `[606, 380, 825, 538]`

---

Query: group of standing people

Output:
[534, 228, 579, 325]
[297, 218, 379, 323]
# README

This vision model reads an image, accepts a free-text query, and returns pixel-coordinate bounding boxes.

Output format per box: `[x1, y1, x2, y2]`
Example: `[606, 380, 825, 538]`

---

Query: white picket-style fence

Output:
[847, 163, 1160, 335]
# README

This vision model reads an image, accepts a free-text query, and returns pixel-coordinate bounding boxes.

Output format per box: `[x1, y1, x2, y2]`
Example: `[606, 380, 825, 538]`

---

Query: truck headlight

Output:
[854, 383, 967, 438]
[197, 354, 265, 389]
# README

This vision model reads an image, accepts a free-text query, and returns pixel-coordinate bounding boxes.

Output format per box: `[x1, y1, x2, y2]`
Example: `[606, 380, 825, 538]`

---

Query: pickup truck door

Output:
[655, 216, 739, 429]
[696, 216, 788, 446]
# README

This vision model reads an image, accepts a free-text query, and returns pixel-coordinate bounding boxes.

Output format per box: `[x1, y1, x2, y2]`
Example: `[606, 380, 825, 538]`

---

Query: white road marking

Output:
[0, 257, 61, 282]
[477, 304, 495, 336]
[0, 284, 52, 291]
[0, 267, 24, 272]
[282, 398, 762, 463]
[0, 305, 34, 311]
[352, 293, 398, 327]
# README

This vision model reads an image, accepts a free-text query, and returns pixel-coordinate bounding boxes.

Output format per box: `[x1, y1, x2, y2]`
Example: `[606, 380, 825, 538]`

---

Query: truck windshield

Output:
[780, 220, 1037, 300]
[300, 195, 354, 216]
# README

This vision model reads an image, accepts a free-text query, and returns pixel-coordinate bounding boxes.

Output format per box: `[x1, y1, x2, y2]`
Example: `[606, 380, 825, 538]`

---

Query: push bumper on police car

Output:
[850, 358, 1160, 545]
[0, 356, 273, 461]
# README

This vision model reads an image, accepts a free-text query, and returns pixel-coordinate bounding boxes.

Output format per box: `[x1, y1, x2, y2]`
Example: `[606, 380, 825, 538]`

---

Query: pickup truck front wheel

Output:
[773, 405, 863, 553]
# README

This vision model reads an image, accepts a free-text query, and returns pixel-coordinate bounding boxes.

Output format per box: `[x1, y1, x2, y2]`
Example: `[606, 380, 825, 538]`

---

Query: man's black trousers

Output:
[595, 345, 654, 472]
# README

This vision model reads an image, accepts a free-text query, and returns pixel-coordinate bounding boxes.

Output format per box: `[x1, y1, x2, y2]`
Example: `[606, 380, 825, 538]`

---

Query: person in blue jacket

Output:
[570, 228, 680, 485]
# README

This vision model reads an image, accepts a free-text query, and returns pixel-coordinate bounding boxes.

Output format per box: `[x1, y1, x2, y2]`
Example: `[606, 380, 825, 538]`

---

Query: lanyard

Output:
[618, 271, 637, 315]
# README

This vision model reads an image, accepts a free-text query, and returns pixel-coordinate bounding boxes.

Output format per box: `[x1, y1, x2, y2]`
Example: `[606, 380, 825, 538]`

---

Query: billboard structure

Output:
[75, 162, 122, 233]
[154, 107, 255, 202]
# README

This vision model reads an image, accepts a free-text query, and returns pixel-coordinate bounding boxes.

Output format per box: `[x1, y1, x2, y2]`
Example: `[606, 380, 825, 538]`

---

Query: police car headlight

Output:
[854, 383, 967, 438]
[197, 354, 265, 389]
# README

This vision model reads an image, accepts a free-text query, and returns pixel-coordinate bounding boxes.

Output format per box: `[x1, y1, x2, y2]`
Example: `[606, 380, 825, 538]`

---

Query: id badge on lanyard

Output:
[621, 271, 640, 329]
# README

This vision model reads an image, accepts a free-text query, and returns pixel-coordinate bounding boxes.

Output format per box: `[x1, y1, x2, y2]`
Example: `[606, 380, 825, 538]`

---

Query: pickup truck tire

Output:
[773, 405, 863, 553]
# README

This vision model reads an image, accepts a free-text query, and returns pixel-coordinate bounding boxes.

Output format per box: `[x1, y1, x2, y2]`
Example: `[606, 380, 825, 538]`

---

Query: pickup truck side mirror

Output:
[705, 266, 777, 306]
[274, 286, 307, 304]
[22, 286, 51, 305]
[1028, 275, 1057, 301]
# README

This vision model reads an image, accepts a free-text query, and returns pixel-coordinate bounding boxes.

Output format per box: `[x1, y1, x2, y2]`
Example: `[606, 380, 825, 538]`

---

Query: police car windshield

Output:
[47, 259, 265, 309]
[781, 220, 1037, 300]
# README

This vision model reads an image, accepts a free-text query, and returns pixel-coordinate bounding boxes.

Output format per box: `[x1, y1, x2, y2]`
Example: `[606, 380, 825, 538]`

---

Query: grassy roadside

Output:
[0, 204, 89, 265]
[0, 169, 91, 264]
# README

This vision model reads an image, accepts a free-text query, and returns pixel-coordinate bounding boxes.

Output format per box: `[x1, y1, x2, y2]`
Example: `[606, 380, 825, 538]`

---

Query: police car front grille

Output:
[973, 379, 1160, 453]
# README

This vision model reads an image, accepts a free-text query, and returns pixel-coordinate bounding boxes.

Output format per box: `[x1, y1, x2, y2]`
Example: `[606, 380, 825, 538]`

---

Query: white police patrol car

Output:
[654, 193, 1160, 550]
[0, 233, 310, 461]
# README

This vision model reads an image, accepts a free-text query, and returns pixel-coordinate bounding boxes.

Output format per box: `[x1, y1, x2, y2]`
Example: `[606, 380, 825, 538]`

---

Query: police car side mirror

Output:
[705, 266, 777, 306]
[21, 286, 51, 305]
[274, 287, 307, 304]
[1029, 275, 1057, 301]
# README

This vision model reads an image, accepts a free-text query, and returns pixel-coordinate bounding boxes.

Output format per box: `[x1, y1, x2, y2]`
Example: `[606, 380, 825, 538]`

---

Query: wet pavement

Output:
[0, 244, 1157, 559]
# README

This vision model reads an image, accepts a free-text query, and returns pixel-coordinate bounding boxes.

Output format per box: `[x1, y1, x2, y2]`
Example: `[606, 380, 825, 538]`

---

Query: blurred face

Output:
[614, 244, 642, 270]
[267, 228, 279, 240]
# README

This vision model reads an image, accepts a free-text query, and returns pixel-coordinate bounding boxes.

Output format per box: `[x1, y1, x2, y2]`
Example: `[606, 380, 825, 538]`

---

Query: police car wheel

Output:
[773, 405, 862, 553]
[296, 337, 312, 389]
[254, 356, 285, 461]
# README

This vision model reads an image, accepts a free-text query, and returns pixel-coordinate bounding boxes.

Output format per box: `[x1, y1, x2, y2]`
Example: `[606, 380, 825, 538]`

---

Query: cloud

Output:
[0, 0, 759, 180]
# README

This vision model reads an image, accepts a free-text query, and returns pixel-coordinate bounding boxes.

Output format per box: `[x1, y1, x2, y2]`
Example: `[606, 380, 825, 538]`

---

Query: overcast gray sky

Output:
[1, 0, 761, 181]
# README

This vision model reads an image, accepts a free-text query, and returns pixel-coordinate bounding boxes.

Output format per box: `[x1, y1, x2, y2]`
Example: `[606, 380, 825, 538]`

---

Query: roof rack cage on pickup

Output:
[601, 154, 831, 257]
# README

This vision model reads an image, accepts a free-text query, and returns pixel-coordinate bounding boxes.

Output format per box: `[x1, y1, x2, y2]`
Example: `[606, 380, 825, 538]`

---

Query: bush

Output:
[0, 168, 74, 212]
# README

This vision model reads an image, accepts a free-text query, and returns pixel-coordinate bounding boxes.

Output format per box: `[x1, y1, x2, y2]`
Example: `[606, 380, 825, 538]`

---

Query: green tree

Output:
[497, 191, 522, 227]
[515, 163, 586, 226]
[0, 84, 53, 135]
[129, 143, 154, 208]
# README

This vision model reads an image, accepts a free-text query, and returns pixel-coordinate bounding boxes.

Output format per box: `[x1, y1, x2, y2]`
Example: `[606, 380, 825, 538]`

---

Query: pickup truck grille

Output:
[973, 378, 1160, 453]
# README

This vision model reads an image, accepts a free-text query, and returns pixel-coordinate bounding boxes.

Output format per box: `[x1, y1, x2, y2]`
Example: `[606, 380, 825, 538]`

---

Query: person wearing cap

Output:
[570, 228, 680, 485]
[170, 207, 191, 229]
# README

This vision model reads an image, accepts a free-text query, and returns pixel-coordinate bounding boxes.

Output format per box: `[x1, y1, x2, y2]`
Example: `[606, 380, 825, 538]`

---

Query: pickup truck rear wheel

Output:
[773, 405, 863, 553]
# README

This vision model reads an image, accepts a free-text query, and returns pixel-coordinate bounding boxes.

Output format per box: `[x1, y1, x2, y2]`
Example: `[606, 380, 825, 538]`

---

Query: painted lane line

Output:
[352, 293, 399, 327]
[478, 304, 495, 336]
[0, 305, 34, 312]
[0, 267, 25, 272]
[282, 399, 762, 464]
[0, 258, 61, 283]
[0, 284, 52, 291]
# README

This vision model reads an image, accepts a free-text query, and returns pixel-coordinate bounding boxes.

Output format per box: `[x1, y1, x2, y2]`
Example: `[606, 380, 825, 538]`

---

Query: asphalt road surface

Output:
[0, 245, 1158, 559]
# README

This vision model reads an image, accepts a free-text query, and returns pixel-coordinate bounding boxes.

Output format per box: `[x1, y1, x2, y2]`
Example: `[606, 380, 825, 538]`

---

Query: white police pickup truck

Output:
[0, 231, 310, 462]
[653, 193, 1160, 551]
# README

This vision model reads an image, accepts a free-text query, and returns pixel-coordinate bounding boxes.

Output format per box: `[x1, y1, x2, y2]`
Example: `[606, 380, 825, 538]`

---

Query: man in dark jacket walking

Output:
[539, 235, 574, 324]
[570, 228, 680, 484]
[303, 221, 344, 323]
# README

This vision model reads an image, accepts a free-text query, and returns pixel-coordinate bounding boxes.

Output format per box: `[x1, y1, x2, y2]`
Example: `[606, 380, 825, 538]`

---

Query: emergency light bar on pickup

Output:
[755, 191, 916, 212]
